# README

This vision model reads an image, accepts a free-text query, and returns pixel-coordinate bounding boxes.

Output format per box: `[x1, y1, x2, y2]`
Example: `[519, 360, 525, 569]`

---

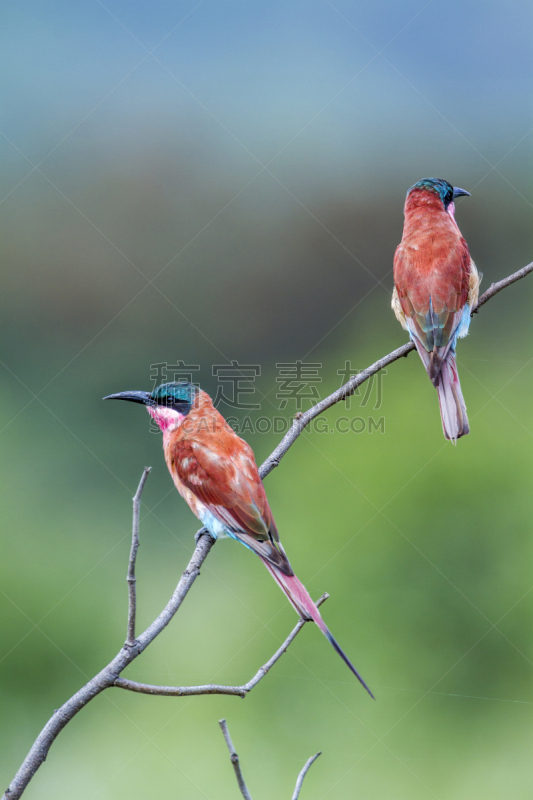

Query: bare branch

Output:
[2, 514, 325, 799]
[2, 521, 216, 800]
[259, 261, 533, 479]
[113, 679, 247, 697]
[292, 752, 321, 800]
[219, 719, 321, 800]
[113, 593, 329, 698]
[242, 592, 327, 691]
[472, 261, 533, 313]
[260, 341, 414, 479]
[127, 467, 151, 646]
[219, 719, 253, 800]
[4, 262, 531, 799]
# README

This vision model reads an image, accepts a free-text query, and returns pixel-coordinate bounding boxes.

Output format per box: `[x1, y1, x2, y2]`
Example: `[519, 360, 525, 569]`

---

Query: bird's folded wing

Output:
[394, 238, 471, 351]
[172, 437, 291, 575]
[405, 309, 464, 362]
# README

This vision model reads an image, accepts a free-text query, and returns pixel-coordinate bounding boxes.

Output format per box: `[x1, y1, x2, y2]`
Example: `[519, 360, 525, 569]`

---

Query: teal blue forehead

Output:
[151, 381, 197, 404]
[409, 178, 453, 205]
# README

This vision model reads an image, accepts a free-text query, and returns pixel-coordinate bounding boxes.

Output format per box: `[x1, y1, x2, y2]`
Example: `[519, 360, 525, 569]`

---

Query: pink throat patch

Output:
[146, 404, 185, 433]
[446, 201, 460, 230]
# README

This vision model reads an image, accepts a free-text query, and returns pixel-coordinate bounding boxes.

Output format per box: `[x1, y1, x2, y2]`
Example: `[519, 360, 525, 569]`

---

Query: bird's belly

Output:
[197, 503, 257, 550]
[167, 466, 231, 540]
[197, 504, 230, 539]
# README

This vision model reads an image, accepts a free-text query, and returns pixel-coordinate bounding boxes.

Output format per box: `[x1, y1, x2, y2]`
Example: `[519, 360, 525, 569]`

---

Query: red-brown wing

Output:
[179, 438, 272, 536]
[394, 233, 471, 351]
[170, 426, 291, 573]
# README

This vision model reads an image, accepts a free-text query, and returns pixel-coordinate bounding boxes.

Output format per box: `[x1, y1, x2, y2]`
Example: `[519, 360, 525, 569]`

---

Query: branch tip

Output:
[219, 720, 253, 800]
[5, 261, 532, 800]
[292, 751, 322, 800]
[126, 468, 152, 646]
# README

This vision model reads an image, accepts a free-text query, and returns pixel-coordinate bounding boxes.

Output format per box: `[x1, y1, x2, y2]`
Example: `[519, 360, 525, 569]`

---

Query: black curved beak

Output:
[453, 187, 471, 199]
[103, 390, 153, 405]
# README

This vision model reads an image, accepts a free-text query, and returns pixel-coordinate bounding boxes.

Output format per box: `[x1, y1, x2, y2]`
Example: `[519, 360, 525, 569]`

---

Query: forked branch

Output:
[219, 719, 321, 800]
[114, 593, 328, 697]
[2, 474, 324, 800]
[3, 470, 216, 800]
[4, 261, 532, 800]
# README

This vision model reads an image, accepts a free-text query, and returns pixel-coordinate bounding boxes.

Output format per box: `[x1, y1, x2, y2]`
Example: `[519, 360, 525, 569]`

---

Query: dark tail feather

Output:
[428, 349, 443, 385]
[324, 629, 375, 698]
[261, 558, 374, 698]
[436, 352, 469, 443]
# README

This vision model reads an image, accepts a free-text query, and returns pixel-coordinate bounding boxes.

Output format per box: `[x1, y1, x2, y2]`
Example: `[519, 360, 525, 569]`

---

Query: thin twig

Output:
[219, 719, 253, 800]
[2, 538, 325, 798]
[259, 261, 533, 479]
[472, 261, 533, 313]
[260, 341, 414, 479]
[292, 752, 321, 800]
[114, 594, 329, 697]
[2, 519, 216, 800]
[219, 719, 321, 800]
[127, 467, 151, 646]
[4, 262, 532, 800]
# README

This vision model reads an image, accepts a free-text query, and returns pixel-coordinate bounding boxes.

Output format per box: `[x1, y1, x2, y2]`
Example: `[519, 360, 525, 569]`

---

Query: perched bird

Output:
[105, 382, 373, 697]
[392, 178, 480, 442]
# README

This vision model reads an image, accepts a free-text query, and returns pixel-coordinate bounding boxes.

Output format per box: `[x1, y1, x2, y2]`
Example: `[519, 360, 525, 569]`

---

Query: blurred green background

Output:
[1, 1, 532, 798]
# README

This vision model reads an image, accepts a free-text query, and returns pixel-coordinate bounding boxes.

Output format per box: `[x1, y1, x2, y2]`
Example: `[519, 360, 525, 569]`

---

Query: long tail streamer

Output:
[261, 558, 374, 698]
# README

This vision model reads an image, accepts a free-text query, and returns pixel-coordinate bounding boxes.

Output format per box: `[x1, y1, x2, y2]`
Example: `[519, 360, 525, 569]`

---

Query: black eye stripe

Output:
[156, 397, 192, 414]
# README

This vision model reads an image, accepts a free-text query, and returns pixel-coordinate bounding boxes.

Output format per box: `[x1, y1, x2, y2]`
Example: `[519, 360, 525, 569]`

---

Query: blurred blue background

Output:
[1, 2, 532, 798]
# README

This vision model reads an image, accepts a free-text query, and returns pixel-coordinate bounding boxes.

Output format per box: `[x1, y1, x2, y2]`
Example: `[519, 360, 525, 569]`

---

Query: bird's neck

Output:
[181, 391, 229, 438]
[403, 190, 460, 236]
[155, 390, 228, 448]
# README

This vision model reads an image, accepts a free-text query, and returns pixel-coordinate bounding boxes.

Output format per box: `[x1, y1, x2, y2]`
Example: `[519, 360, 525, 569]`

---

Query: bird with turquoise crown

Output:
[105, 381, 373, 697]
[392, 178, 480, 442]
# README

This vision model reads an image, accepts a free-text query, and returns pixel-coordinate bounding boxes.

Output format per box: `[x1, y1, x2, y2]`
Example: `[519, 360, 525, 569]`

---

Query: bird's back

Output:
[393, 196, 471, 351]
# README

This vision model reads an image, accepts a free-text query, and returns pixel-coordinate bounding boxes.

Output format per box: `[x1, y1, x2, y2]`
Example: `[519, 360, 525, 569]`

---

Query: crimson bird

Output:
[392, 178, 480, 442]
[105, 382, 373, 697]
